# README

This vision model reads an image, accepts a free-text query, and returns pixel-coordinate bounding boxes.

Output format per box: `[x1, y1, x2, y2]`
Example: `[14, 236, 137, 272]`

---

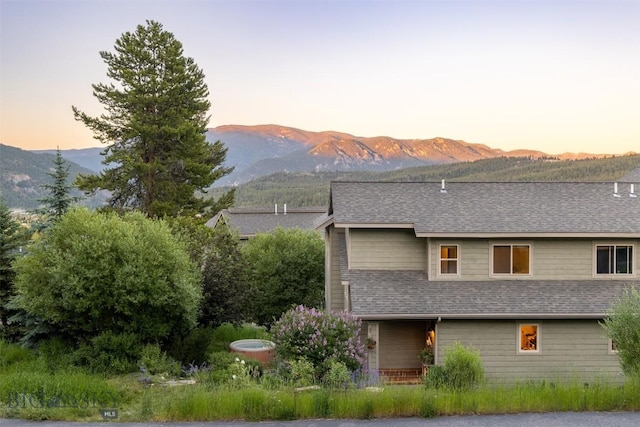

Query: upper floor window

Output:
[492, 244, 530, 275]
[596, 245, 633, 275]
[439, 245, 459, 275]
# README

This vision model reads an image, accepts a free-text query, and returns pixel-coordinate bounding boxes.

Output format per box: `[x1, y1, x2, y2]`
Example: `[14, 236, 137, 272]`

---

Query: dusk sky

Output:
[1, 0, 638, 154]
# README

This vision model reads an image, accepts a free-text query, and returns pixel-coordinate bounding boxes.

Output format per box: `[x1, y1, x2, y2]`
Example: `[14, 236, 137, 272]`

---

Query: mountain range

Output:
[1, 124, 636, 209]
[205, 125, 620, 185]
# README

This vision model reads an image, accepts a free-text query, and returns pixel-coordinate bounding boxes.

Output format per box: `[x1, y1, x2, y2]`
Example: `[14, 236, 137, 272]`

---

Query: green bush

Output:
[139, 343, 180, 376]
[424, 364, 448, 389]
[602, 287, 640, 376]
[12, 209, 201, 346]
[425, 342, 485, 390]
[73, 331, 142, 374]
[242, 228, 325, 325]
[207, 351, 238, 371]
[323, 360, 351, 389]
[288, 358, 316, 387]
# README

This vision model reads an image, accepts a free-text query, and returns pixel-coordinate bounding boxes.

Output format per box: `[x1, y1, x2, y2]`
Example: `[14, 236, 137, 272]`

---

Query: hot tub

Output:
[229, 339, 275, 366]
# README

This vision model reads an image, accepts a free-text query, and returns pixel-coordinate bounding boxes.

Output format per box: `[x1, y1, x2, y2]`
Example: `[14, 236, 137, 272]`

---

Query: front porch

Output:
[366, 319, 436, 381]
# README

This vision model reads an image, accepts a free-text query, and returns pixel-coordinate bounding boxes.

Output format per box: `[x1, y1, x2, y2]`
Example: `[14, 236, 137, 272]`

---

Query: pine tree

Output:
[38, 148, 80, 223]
[72, 20, 233, 218]
[0, 200, 27, 339]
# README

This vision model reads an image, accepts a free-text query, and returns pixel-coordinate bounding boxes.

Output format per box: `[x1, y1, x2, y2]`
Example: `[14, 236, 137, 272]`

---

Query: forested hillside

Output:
[0, 144, 105, 209]
[207, 155, 640, 208]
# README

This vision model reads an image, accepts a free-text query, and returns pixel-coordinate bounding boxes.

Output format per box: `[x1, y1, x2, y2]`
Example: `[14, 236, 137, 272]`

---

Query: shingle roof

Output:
[346, 269, 631, 319]
[206, 207, 326, 238]
[330, 181, 640, 235]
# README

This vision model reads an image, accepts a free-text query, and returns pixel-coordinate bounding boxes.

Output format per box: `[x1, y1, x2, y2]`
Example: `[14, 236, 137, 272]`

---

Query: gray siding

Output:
[350, 229, 426, 270]
[436, 319, 623, 384]
[379, 321, 425, 369]
[328, 227, 345, 311]
[429, 238, 639, 281]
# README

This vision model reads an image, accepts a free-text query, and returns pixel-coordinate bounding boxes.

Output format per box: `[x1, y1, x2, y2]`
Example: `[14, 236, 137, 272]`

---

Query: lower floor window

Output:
[519, 324, 539, 353]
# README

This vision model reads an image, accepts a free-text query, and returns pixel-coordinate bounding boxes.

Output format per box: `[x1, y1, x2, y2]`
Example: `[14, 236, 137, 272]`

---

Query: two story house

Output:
[322, 179, 640, 384]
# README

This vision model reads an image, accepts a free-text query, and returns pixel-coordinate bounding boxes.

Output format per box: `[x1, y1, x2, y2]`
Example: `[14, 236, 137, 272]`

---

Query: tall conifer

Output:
[73, 20, 233, 218]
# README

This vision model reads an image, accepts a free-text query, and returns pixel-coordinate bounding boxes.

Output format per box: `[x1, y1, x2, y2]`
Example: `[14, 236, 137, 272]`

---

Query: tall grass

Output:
[2, 338, 640, 422]
[152, 379, 640, 421]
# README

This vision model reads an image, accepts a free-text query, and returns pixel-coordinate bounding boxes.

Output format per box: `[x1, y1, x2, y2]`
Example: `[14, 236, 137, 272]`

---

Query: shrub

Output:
[602, 287, 640, 376]
[424, 364, 448, 389]
[323, 360, 351, 389]
[207, 351, 238, 372]
[242, 228, 325, 325]
[73, 331, 142, 374]
[425, 342, 485, 390]
[288, 358, 316, 387]
[139, 343, 180, 376]
[12, 209, 201, 347]
[271, 305, 366, 381]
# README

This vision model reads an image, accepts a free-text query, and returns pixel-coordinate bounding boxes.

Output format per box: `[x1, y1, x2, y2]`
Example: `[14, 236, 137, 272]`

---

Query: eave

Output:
[354, 312, 608, 321]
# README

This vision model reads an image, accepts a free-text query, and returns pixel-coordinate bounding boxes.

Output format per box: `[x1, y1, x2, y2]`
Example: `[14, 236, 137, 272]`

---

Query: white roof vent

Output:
[440, 179, 447, 193]
[613, 182, 621, 198]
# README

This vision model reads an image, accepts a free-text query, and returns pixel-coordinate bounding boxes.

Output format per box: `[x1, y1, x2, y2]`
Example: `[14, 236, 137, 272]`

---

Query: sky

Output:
[1, 0, 638, 154]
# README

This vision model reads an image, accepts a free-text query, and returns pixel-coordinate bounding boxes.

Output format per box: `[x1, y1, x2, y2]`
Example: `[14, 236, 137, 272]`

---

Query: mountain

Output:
[0, 144, 106, 210]
[206, 125, 619, 186]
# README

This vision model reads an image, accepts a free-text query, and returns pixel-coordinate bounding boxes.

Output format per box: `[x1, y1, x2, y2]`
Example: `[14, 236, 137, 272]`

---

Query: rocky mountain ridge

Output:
[207, 124, 620, 185]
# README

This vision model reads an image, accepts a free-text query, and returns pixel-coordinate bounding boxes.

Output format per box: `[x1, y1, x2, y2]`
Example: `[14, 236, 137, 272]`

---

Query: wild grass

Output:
[2, 338, 640, 422]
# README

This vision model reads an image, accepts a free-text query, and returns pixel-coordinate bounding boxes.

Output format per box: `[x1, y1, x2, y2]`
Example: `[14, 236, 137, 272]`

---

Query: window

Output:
[519, 324, 539, 353]
[596, 245, 633, 275]
[492, 244, 530, 275]
[609, 339, 618, 354]
[439, 245, 459, 275]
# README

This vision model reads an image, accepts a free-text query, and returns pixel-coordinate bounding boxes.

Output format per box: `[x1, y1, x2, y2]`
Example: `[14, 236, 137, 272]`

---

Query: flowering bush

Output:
[271, 305, 366, 380]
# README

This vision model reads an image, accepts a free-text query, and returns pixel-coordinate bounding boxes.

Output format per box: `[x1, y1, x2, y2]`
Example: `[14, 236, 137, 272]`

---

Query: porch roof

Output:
[345, 269, 631, 320]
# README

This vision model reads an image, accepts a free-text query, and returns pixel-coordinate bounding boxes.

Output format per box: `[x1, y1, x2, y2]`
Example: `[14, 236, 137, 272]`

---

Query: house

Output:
[321, 179, 640, 384]
[206, 205, 327, 240]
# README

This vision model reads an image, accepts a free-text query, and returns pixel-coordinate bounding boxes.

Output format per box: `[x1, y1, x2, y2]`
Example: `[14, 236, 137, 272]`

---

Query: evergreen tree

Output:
[38, 148, 80, 224]
[72, 20, 233, 218]
[0, 200, 28, 340]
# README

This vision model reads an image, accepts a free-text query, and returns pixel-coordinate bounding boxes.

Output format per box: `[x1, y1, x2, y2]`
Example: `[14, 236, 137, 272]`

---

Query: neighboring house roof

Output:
[329, 181, 640, 236]
[345, 269, 630, 320]
[206, 206, 327, 238]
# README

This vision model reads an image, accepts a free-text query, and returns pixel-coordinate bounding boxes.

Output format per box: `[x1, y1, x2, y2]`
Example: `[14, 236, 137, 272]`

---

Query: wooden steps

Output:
[379, 369, 423, 385]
